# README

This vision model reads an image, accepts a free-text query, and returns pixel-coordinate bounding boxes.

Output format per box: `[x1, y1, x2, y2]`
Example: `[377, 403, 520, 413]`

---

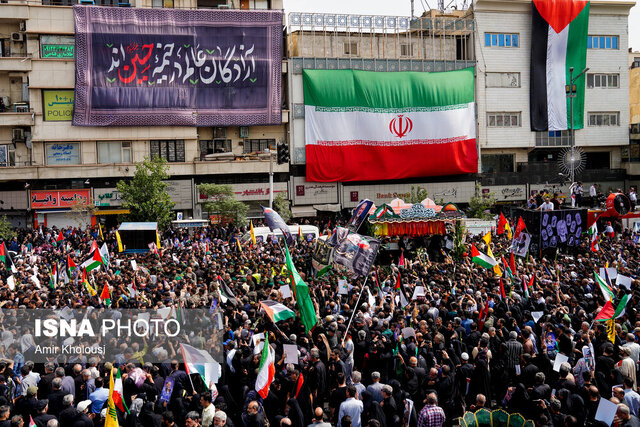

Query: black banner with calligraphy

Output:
[73, 6, 282, 127]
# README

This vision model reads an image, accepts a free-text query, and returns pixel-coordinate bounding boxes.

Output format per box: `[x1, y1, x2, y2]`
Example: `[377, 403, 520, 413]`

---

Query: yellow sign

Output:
[43, 90, 74, 121]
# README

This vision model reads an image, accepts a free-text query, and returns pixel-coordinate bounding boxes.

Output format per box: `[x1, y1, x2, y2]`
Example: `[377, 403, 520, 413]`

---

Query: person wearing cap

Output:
[31, 399, 54, 427]
[73, 400, 93, 427]
[13, 385, 37, 423]
[456, 353, 474, 407]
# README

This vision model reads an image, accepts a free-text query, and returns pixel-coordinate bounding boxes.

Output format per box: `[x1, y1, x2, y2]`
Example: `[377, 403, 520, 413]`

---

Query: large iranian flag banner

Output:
[303, 67, 477, 182]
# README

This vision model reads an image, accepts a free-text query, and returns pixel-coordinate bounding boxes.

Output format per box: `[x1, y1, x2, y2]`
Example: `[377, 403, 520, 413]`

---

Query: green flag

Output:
[284, 243, 317, 333]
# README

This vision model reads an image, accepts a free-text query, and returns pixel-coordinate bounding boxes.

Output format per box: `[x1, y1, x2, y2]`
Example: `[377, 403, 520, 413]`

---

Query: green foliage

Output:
[0, 216, 15, 241]
[408, 185, 428, 204]
[199, 183, 248, 227]
[116, 156, 175, 228]
[452, 220, 467, 261]
[273, 192, 291, 222]
[468, 183, 495, 219]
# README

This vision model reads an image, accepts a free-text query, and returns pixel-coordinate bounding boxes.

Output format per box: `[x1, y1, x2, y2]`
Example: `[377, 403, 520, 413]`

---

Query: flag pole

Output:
[342, 277, 369, 346]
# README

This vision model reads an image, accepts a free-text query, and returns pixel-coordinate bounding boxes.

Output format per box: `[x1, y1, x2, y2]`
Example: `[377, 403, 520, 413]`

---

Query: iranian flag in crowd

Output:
[303, 68, 477, 182]
[255, 334, 275, 398]
[113, 368, 129, 414]
[530, 0, 590, 131]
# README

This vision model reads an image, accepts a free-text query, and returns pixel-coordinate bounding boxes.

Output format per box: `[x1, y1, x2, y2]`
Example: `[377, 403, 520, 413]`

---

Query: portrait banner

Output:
[73, 6, 282, 127]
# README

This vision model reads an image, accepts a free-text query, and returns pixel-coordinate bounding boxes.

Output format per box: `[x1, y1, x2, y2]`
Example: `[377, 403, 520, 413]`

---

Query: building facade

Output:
[0, 0, 288, 227]
[475, 0, 634, 193]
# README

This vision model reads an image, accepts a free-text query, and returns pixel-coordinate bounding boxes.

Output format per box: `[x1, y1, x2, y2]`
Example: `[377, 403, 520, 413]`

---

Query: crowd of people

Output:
[0, 209, 638, 427]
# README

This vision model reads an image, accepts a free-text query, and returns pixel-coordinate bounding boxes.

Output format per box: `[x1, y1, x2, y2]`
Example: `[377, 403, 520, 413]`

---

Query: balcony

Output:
[0, 57, 31, 72]
[0, 2, 29, 21]
[0, 111, 34, 126]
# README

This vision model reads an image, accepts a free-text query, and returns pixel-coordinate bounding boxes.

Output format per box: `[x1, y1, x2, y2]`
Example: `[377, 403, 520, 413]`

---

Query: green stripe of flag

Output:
[303, 67, 475, 108]
[565, 2, 589, 130]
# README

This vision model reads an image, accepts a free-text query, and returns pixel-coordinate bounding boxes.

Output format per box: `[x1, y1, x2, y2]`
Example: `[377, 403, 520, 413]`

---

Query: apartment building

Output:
[475, 0, 635, 193]
[0, 0, 288, 228]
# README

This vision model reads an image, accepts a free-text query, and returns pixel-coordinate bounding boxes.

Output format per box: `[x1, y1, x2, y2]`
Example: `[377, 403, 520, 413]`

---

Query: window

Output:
[587, 35, 618, 50]
[484, 32, 519, 48]
[97, 142, 131, 164]
[343, 41, 359, 56]
[243, 139, 275, 154]
[481, 154, 514, 173]
[485, 72, 520, 88]
[585, 152, 610, 169]
[152, 0, 174, 8]
[587, 73, 619, 88]
[400, 43, 414, 57]
[197, 0, 227, 8]
[199, 140, 232, 158]
[45, 143, 80, 165]
[150, 140, 185, 162]
[487, 112, 521, 127]
[633, 57, 640, 69]
[0, 145, 15, 167]
[588, 112, 620, 127]
[535, 130, 571, 147]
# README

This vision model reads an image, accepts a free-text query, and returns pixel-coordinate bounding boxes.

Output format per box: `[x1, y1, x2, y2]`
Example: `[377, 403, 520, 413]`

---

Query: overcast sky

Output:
[282, 0, 640, 52]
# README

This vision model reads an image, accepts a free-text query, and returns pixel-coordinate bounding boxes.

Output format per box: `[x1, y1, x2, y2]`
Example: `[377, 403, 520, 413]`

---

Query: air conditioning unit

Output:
[12, 128, 25, 143]
[11, 33, 24, 42]
[239, 126, 249, 138]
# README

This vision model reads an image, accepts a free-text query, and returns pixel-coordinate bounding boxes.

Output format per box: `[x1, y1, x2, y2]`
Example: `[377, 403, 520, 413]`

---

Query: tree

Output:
[408, 185, 428, 204]
[199, 183, 248, 226]
[0, 216, 15, 241]
[273, 192, 291, 222]
[117, 157, 175, 228]
[468, 183, 495, 219]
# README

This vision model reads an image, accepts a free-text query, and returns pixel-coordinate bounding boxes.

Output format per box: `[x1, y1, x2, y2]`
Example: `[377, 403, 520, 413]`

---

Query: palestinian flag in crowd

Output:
[594, 269, 615, 302]
[285, 243, 317, 333]
[113, 368, 129, 414]
[530, 0, 590, 131]
[100, 283, 111, 306]
[82, 249, 103, 272]
[255, 334, 275, 398]
[99, 243, 110, 266]
[49, 264, 57, 289]
[67, 254, 77, 275]
[303, 68, 477, 182]
[180, 343, 221, 390]
[90, 240, 99, 254]
[260, 300, 296, 323]
[395, 271, 401, 290]
[595, 294, 631, 321]
[0, 243, 17, 273]
[55, 231, 64, 247]
[471, 245, 498, 270]
[29, 416, 36, 427]
[589, 222, 599, 252]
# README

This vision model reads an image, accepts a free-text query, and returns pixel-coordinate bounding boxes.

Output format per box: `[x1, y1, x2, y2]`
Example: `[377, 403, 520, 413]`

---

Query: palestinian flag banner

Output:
[67, 254, 77, 275]
[595, 294, 631, 321]
[260, 300, 295, 323]
[471, 245, 498, 270]
[594, 269, 615, 302]
[55, 231, 64, 247]
[530, 0, 590, 131]
[82, 249, 103, 272]
[180, 343, 221, 390]
[303, 68, 477, 182]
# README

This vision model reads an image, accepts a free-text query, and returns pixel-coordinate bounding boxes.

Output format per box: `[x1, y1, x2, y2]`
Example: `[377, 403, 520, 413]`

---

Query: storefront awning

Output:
[95, 209, 130, 216]
[34, 209, 72, 213]
[291, 206, 317, 218]
[313, 204, 341, 212]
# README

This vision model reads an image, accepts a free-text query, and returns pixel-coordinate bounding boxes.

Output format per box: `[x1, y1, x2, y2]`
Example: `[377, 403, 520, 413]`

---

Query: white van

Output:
[242, 225, 320, 243]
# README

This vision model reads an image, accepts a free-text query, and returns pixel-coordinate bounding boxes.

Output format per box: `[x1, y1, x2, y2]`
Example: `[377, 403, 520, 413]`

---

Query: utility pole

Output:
[566, 66, 589, 185]
[268, 148, 274, 209]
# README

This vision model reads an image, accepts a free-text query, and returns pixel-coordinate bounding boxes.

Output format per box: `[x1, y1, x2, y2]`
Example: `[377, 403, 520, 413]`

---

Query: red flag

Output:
[395, 271, 401, 290]
[510, 252, 516, 276]
[90, 240, 99, 254]
[55, 231, 64, 246]
[497, 213, 507, 235]
[528, 274, 535, 290]
[499, 278, 506, 300]
[100, 283, 111, 301]
[514, 217, 526, 239]
[398, 252, 405, 267]
[501, 255, 510, 275]
[595, 301, 615, 321]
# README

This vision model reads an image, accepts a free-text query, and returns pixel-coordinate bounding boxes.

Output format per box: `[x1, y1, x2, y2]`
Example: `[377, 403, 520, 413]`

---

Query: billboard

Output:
[73, 6, 282, 127]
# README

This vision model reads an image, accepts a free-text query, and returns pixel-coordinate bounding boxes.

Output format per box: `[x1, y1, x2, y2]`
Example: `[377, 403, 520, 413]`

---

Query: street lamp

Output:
[566, 66, 589, 185]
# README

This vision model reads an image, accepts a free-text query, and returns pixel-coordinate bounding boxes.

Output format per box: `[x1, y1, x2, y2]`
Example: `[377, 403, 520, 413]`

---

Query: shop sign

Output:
[31, 189, 91, 209]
